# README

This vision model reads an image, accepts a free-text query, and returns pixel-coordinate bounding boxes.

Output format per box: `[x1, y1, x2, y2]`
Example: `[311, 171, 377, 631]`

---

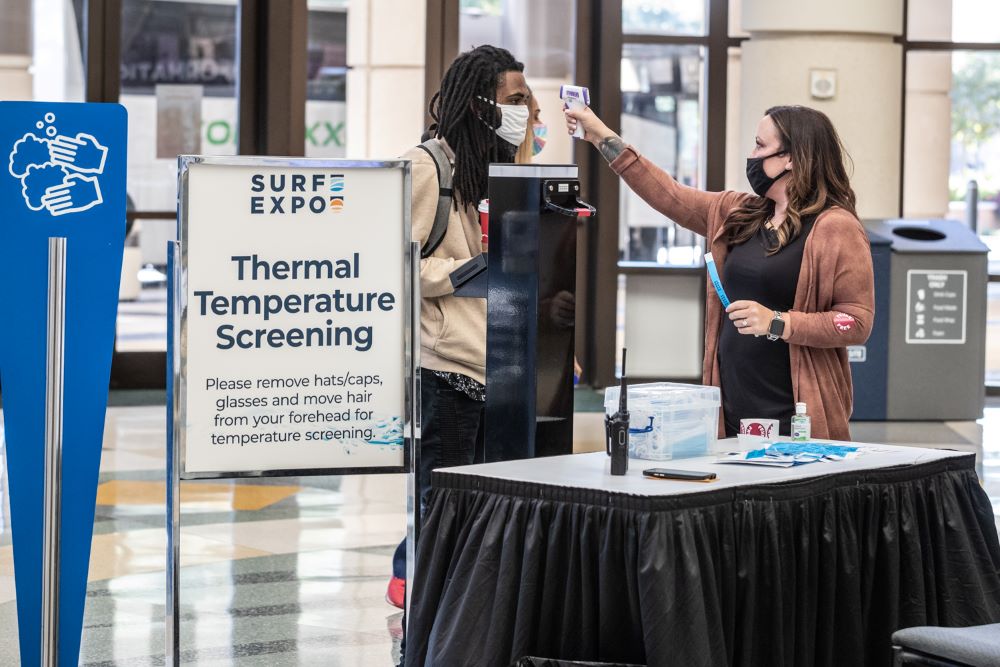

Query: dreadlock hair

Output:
[428, 45, 524, 208]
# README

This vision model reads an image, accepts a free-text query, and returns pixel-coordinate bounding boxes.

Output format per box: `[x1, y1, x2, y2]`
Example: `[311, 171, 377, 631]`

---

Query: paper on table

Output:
[717, 442, 861, 467]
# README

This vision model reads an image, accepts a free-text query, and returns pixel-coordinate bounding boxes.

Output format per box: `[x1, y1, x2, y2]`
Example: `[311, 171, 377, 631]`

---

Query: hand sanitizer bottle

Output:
[791, 402, 811, 441]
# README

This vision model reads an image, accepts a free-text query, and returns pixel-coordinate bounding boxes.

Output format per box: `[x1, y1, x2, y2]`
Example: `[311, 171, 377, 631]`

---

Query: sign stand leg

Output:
[165, 240, 182, 667]
[42, 237, 66, 667]
[405, 241, 421, 623]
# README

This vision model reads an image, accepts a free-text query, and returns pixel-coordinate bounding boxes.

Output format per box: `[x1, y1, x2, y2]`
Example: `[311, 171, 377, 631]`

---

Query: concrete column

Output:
[739, 0, 903, 219]
[0, 0, 32, 100]
[346, 0, 426, 159]
[725, 46, 743, 192]
[903, 52, 952, 218]
[903, 0, 953, 218]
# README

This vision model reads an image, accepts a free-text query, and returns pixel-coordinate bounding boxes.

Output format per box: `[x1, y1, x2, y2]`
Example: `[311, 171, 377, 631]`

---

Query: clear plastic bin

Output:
[604, 382, 721, 461]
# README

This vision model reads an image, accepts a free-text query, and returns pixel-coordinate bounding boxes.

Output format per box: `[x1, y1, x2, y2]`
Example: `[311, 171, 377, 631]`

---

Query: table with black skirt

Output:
[404, 444, 1000, 667]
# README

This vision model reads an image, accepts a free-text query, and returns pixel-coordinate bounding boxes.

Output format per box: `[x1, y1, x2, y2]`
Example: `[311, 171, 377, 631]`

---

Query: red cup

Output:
[478, 199, 489, 249]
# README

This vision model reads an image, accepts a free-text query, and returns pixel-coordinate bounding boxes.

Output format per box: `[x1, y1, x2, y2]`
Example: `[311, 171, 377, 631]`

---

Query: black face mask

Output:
[746, 150, 789, 197]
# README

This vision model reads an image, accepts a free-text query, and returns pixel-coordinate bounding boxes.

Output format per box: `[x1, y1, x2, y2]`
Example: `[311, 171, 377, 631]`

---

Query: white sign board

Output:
[177, 157, 413, 476]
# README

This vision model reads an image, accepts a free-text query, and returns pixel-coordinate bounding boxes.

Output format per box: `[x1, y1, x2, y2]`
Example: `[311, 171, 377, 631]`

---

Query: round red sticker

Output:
[833, 313, 855, 332]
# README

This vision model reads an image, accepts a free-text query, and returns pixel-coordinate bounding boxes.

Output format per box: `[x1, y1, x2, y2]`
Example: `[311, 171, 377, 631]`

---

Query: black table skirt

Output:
[405, 455, 1000, 667]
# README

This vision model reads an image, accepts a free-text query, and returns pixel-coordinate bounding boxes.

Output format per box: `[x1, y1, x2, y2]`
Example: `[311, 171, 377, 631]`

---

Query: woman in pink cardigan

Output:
[566, 104, 874, 440]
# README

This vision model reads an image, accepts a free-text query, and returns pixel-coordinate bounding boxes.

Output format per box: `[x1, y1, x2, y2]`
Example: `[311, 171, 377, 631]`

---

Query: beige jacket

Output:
[611, 145, 875, 440]
[403, 141, 486, 384]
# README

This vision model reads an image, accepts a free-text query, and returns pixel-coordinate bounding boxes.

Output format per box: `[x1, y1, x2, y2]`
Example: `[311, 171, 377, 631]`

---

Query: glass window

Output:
[909, 0, 1000, 43]
[458, 0, 576, 81]
[35, 0, 86, 102]
[306, 0, 348, 157]
[459, 0, 575, 77]
[117, 0, 240, 352]
[904, 48, 1000, 384]
[990, 283, 1000, 384]
[949, 51, 1000, 383]
[458, 0, 576, 164]
[619, 43, 706, 265]
[949, 51, 1000, 219]
[623, 0, 707, 37]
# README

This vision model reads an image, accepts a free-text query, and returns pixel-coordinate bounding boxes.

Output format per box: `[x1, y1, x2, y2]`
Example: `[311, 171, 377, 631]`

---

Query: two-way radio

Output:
[605, 348, 630, 476]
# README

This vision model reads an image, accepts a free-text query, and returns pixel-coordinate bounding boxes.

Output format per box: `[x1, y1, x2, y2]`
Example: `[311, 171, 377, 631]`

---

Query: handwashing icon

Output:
[7, 112, 109, 217]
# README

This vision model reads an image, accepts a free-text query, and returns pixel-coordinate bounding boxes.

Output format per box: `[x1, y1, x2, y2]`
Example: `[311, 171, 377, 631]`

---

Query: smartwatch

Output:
[767, 311, 785, 341]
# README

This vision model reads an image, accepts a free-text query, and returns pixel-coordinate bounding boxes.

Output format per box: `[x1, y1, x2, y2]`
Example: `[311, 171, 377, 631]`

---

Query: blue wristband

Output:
[704, 253, 731, 308]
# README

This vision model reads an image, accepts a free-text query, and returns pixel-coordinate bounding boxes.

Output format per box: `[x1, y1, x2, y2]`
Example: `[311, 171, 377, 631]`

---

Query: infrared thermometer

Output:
[560, 85, 591, 139]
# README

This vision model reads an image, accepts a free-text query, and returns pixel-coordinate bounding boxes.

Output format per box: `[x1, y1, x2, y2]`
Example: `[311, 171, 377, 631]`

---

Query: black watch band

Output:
[767, 311, 785, 341]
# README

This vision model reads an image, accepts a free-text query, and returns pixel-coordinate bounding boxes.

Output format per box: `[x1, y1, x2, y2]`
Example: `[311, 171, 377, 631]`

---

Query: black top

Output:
[718, 218, 815, 437]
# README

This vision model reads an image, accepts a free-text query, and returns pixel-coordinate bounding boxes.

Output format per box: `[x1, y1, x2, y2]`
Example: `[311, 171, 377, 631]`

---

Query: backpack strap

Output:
[416, 138, 454, 259]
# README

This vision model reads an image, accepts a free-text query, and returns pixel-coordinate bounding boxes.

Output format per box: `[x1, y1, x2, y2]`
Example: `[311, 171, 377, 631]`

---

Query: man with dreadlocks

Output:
[387, 45, 529, 609]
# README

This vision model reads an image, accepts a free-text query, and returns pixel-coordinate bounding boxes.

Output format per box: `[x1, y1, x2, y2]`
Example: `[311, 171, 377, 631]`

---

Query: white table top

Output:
[434, 439, 970, 498]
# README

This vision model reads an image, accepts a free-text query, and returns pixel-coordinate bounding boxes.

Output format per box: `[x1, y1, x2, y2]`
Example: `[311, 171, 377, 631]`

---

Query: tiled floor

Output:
[0, 402, 998, 665]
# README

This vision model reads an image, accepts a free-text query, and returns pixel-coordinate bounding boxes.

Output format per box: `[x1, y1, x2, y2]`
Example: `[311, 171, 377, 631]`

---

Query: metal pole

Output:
[966, 179, 979, 234]
[404, 241, 421, 623]
[165, 240, 182, 666]
[42, 237, 67, 667]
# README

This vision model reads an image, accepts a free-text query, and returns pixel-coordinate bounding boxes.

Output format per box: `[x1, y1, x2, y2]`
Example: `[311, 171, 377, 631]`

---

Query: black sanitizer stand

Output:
[475, 164, 595, 462]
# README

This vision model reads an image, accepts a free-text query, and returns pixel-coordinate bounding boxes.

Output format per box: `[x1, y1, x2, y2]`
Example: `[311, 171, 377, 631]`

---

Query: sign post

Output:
[42, 237, 67, 667]
[167, 156, 418, 664]
[0, 101, 127, 667]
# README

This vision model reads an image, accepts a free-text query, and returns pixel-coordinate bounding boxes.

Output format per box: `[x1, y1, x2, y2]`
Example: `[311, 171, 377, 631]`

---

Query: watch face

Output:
[769, 317, 785, 337]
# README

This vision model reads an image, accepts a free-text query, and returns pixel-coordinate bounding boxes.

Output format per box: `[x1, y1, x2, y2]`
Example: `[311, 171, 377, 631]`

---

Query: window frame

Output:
[82, 0, 309, 388]
[897, 0, 1000, 393]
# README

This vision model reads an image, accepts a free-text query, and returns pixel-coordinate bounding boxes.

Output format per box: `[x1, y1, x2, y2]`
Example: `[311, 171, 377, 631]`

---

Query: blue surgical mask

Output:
[531, 123, 547, 156]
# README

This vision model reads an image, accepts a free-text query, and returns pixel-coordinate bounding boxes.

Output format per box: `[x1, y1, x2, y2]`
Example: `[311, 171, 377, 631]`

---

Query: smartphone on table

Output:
[642, 468, 717, 482]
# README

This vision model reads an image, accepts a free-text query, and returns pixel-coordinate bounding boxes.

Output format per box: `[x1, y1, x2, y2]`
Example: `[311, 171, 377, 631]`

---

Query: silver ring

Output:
[741, 319, 748, 328]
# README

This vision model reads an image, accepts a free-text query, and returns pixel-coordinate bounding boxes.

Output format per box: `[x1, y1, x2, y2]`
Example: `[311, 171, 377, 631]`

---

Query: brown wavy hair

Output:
[726, 105, 857, 254]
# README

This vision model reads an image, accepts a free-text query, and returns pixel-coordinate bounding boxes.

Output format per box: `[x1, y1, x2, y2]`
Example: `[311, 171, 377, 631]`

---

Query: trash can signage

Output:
[177, 157, 413, 476]
[905, 270, 967, 344]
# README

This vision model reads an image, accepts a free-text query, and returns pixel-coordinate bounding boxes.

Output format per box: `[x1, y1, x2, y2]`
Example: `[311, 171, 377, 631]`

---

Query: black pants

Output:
[393, 369, 485, 578]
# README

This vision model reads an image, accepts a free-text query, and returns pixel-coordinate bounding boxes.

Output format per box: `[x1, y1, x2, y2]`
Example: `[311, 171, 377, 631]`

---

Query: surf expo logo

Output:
[249, 172, 345, 215]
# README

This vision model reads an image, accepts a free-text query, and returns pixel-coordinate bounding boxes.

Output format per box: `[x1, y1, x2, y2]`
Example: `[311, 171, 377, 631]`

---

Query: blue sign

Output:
[0, 102, 127, 666]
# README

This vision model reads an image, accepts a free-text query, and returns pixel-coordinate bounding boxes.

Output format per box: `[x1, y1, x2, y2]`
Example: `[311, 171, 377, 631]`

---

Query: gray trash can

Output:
[862, 219, 988, 421]
[850, 229, 892, 420]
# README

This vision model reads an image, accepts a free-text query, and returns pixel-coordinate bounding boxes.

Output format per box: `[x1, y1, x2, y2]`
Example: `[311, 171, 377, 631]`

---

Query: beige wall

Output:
[740, 35, 902, 219]
[525, 76, 573, 165]
[346, 0, 426, 159]
[0, 0, 31, 56]
[907, 0, 953, 41]
[736, 1, 904, 219]
[742, 0, 902, 36]
[725, 47, 743, 192]
[0, 55, 32, 100]
[1, 0, 32, 100]
[734, 0, 959, 220]
[903, 52, 952, 217]
[902, 0, 953, 218]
